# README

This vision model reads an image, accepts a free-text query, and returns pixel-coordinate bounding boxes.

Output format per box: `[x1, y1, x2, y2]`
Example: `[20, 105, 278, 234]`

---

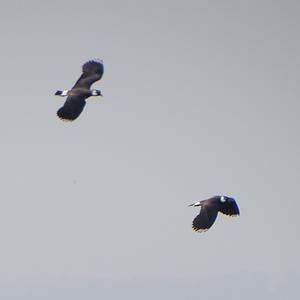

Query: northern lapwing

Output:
[55, 59, 104, 121]
[189, 196, 240, 232]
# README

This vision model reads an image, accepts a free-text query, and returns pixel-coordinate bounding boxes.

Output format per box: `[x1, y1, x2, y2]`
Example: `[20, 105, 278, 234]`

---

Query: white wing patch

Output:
[93, 58, 103, 64]
[61, 90, 69, 96]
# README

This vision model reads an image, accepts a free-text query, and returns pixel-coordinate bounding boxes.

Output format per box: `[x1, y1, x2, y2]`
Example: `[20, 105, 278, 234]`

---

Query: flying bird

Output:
[55, 59, 104, 121]
[189, 196, 240, 232]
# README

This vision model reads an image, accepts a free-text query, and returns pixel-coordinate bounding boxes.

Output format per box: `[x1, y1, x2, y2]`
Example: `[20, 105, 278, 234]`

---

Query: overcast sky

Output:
[0, 0, 299, 299]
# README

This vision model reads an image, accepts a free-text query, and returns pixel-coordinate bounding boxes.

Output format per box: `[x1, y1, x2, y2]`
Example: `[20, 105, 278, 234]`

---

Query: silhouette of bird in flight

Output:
[189, 195, 240, 232]
[55, 59, 104, 121]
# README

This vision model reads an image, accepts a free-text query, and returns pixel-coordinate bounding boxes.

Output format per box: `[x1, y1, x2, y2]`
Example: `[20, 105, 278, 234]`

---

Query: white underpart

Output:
[220, 196, 226, 202]
[61, 90, 68, 96]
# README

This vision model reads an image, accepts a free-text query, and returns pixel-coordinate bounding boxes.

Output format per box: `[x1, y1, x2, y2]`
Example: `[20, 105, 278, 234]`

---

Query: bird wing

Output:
[73, 60, 104, 89]
[192, 203, 219, 232]
[219, 198, 240, 216]
[57, 95, 86, 121]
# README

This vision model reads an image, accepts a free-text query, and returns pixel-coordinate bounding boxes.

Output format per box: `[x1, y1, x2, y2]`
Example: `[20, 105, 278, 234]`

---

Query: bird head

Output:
[55, 90, 68, 96]
[220, 195, 227, 203]
[218, 195, 235, 203]
[91, 89, 103, 96]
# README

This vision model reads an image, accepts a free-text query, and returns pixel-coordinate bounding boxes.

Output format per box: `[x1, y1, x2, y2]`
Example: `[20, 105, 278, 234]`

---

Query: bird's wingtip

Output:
[192, 226, 209, 233]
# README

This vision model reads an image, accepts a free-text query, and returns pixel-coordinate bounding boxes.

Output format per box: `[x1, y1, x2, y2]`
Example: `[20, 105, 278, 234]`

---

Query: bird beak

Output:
[189, 201, 201, 207]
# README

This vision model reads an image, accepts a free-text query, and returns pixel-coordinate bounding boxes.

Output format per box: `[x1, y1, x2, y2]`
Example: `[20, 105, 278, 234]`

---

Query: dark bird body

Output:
[189, 196, 240, 232]
[55, 59, 104, 121]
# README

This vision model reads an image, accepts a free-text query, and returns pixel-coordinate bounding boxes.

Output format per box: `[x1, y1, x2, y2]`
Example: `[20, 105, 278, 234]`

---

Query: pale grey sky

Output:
[0, 0, 299, 299]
